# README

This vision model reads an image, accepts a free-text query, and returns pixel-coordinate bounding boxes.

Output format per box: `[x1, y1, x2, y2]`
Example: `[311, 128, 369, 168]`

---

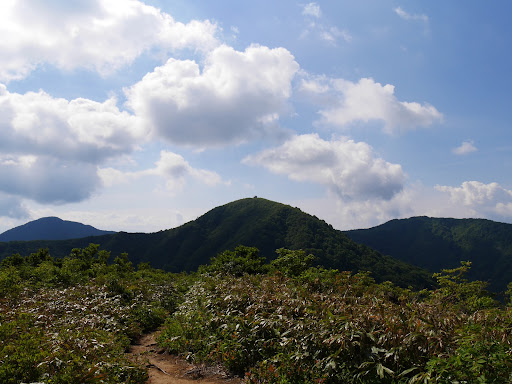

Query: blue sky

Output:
[1, 0, 512, 233]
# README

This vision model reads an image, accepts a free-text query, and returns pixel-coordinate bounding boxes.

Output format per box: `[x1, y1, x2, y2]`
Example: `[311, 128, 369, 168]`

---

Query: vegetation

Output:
[2, 243, 511, 383]
[160, 251, 512, 383]
[346, 216, 512, 293]
[0, 244, 186, 384]
[0, 198, 433, 289]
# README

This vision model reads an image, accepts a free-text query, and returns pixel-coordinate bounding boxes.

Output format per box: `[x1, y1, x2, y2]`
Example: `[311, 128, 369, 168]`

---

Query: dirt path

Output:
[127, 331, 244, 384]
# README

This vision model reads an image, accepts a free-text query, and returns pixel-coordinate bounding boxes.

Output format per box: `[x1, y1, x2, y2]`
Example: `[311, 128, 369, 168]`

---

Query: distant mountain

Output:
[345, 216, 512, 293]
[0, 198, 432, 289]
[0, 217, 116, 242]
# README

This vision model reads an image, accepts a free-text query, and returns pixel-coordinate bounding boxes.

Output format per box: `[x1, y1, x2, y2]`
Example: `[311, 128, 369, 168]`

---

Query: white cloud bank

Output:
[243, 133, 406, 200]
[0, 0, 219, 81]
[435, 181, 512, 214]
[294, 181, 512, 231]
[125, 44, 299, 147]
[300, 76, 442, 134]
[0, 84, 143, 206]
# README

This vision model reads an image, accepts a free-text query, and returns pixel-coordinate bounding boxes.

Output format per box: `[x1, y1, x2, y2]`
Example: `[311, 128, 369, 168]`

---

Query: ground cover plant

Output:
[159, 249, 512, 383]
[2, 244, 512, 383]
[0, 244, 186, 384]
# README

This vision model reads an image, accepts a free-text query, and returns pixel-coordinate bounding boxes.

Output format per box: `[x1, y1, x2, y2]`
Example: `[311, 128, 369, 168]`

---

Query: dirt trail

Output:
[127, 331, 244, 384]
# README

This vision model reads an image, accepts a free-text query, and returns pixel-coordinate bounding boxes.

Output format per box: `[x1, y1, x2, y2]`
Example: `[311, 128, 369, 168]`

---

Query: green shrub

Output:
[200, 245, 268, 276]
[0, 265, 22, 299]
[0, 314, 48, 384]
[270, 248, 316, 277]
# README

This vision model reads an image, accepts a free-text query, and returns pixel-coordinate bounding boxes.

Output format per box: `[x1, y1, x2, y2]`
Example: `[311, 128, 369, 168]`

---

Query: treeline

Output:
[1, 244, 512, 383]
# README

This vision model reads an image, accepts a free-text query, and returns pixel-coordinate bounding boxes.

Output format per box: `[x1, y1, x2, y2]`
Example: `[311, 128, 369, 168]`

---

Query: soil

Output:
[127, 330, 244, 384]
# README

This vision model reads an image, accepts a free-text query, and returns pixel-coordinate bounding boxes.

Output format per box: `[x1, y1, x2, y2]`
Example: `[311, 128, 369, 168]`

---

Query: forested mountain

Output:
[345, 216, 512, 293]
[0, 216, 116, 242]
[0, 198, 432, 289]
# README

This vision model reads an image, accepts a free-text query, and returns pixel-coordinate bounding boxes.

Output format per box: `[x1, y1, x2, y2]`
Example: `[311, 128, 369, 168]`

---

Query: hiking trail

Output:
[127, 330, 244, 384]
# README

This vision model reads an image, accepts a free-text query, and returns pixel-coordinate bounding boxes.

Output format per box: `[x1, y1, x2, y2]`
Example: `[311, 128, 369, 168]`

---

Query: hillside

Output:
[345, 216, 512, 293]
[0, 217, 116, 242]
[0, 198, 432, 289]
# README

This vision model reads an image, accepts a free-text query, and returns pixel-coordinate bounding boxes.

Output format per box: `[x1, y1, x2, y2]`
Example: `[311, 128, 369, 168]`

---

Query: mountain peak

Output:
[0, 217, 116, 242]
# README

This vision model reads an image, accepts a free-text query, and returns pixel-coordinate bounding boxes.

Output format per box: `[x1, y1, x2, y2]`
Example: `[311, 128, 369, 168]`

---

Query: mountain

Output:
[0, 217, 116, 242]
[345, 216, 512, 293]
[0, 198, 432, 289]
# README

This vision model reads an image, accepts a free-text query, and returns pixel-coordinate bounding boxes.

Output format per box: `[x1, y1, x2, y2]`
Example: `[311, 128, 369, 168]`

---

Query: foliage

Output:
[199, 245, 268, 276]
[0, 244, 182, 384]
[270, 248, 316, 277]
[2, 242, 511, 383]
[432, 261, 498, 312]
[159, 258, 512, 383]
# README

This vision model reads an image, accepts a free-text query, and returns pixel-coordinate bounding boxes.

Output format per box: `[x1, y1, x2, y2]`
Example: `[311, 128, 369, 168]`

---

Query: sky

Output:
[1, 0, 512, 234]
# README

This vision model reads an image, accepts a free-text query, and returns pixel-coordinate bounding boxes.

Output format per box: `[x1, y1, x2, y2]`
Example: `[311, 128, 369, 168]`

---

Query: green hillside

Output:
[345, 216, 512, 293]
[0, 198, 432, 289]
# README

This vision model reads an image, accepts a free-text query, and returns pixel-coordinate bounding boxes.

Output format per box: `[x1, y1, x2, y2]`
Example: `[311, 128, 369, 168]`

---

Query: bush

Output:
[270, 248, 316, 277]
[0, 265, 22, 299]
[200, 245, 268, 276]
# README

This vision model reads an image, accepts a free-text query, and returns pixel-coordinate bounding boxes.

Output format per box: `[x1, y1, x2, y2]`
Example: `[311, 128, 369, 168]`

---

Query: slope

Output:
[0, 198, 432, 288]
[345, 216, 512, 293]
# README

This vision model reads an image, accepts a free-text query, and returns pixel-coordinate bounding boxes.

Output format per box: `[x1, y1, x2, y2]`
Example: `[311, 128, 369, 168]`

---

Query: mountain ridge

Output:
[0, 198, 432, 289]
[345, 215, 512, 293]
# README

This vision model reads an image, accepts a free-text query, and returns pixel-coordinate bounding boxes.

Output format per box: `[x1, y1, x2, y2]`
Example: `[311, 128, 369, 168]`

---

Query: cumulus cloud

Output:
[302, 3, 322, 18]
[125, 44, 299, 147]
[0, 84, 146, 205]
[0, 0, 219, 81]
[300, 76, 442, 134]
[243, 133, 406, 200]
[453, 140, 477, 155]
[0, 155, 101, 204]
[0, 194, 29, 219]
[394, 7, 429, 23]
[0, 85, 143, 162]
[435, 181, 512, 218]
[99, 150, 223, 194]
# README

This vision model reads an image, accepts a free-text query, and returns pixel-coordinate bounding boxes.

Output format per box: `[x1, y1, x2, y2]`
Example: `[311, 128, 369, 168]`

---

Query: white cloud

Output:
[99, 150, 223, 194]
[302, 3, 322, 18]
[435, 181, 512, 218]
[125, 44, 299, 147]
[0, 154, 101, 204]
[320, 27, 352, 44]
[300, 3, 351, 45]
[0, 0, 219, 81]
[0, 85, 143, 162]
[394, 7, 429, 23]
[243, 133, 406, 200]
[294, 186, 420, 230]
[453, 140, 477, 155]
[0, 85, 145, 204]
[300, 76, 442, 134]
